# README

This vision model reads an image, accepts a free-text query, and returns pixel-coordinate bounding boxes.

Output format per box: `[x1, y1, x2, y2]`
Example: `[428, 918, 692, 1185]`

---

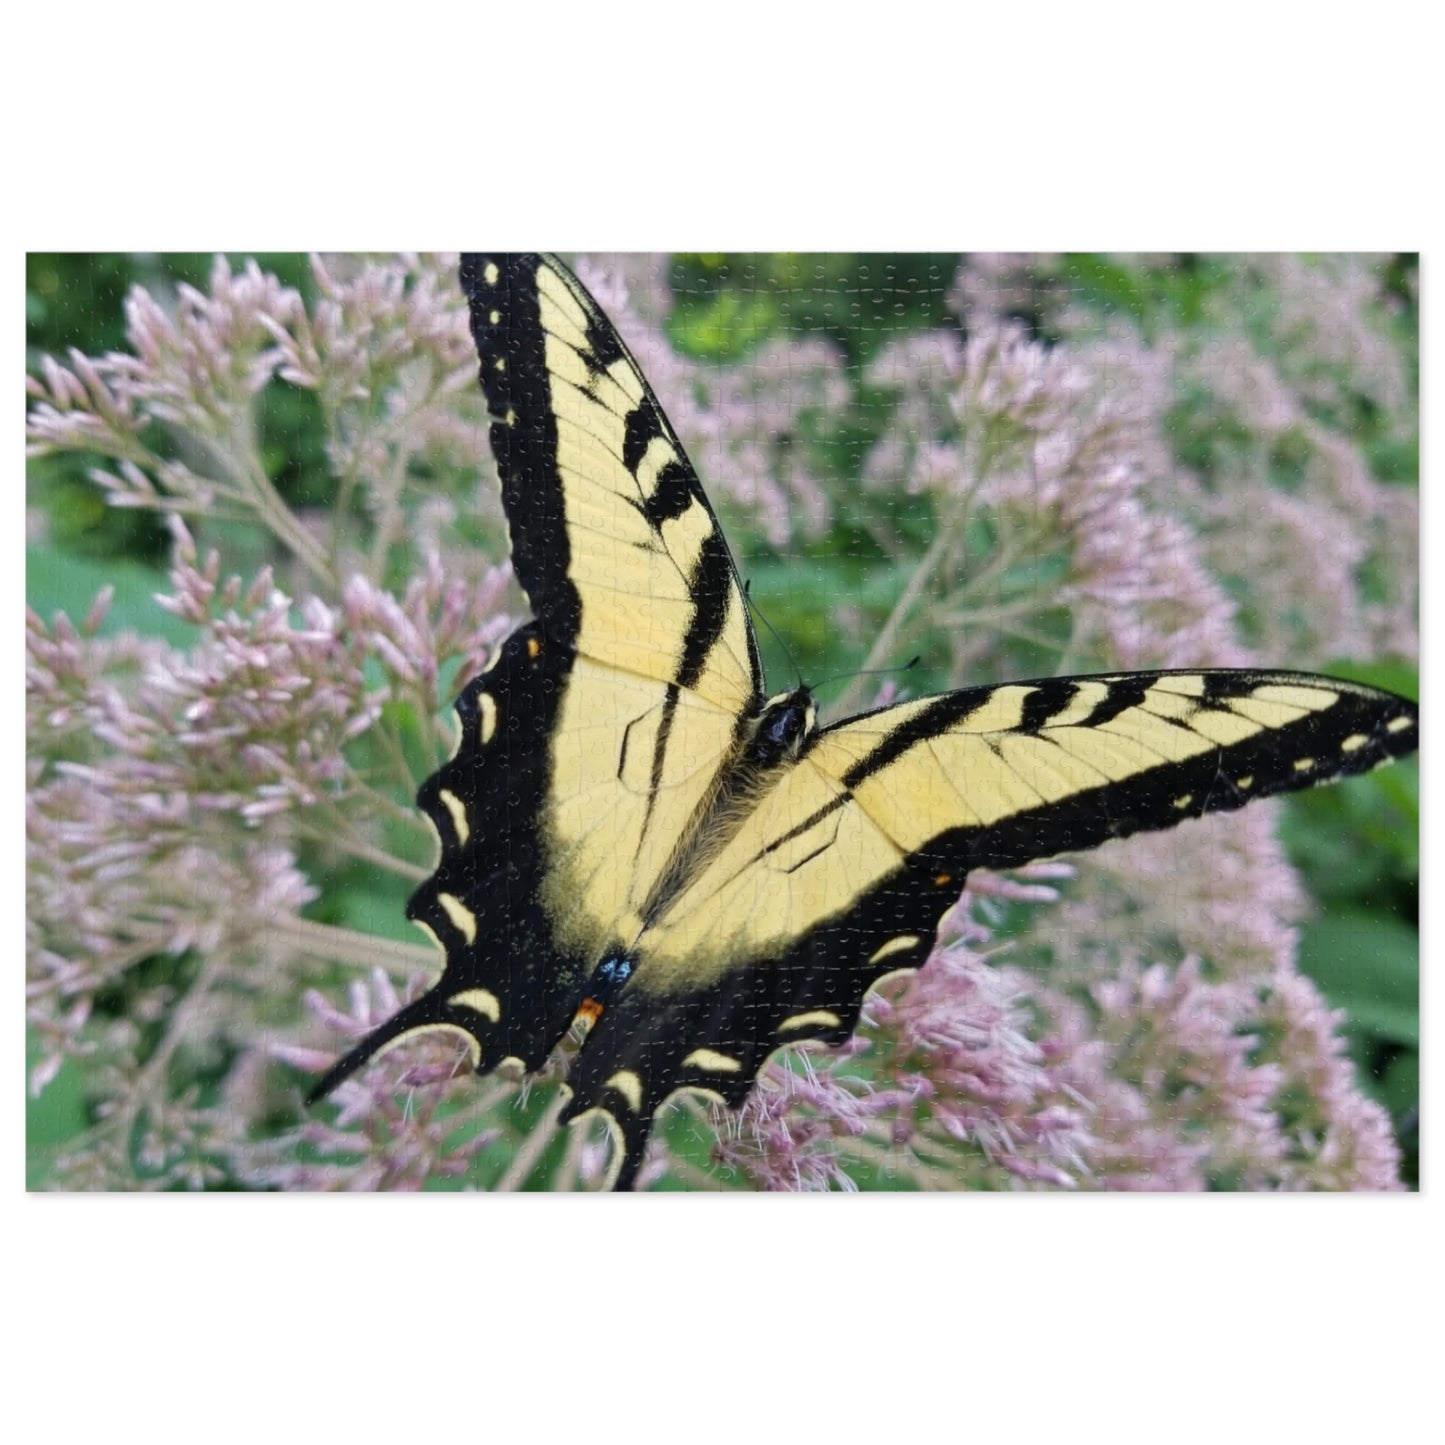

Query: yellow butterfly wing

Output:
[308, 254, 764, 1116]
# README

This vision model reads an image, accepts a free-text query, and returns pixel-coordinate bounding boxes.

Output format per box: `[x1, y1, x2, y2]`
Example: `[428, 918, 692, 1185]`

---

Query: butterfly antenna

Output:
[811, 654, 922, 698]
[743, 578, 804, 689]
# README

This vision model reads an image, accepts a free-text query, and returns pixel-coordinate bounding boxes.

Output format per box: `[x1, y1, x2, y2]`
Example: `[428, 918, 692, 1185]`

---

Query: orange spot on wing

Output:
[574, 998, 604, 1027]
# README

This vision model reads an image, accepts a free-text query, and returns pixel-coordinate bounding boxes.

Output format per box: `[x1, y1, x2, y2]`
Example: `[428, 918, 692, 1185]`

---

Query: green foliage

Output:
[1279, 656, 1417, 1179]
[27, 253, 326, 564]
[1299, 905, 1420, 1190]
[28, 253, 315, 358]
[25, 546, 198, 646]
[259, 378, 334, 512]
[28, 451, 173, 565]
[25, 1048, 88, 1190]
[1300, 911, 1418, 1046]
[668, 251, 963, 367]
[323, 861, 417, 949]
[1279, 663, 1418, 1184]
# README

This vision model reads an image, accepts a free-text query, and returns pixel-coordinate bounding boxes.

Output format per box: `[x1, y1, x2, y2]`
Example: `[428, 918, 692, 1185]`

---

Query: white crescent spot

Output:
[448, 988, 501, 1022]
[777, 1010, 843, 1035]
[682, 1048, 743, 1073]
[438, 789, 470, 845]
[868, 934, 921, 965]
[479, 692, 499, 745]
[438, 892, 478, 944]
[606, 1070, 644, 1113]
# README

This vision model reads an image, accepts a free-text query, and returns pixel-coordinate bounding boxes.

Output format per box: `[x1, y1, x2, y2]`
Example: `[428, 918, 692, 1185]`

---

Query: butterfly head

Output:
[751, 688, 817, 767]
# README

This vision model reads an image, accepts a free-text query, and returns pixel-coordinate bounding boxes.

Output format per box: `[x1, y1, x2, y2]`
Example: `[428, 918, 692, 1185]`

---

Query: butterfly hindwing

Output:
[558, 859, 947, 1190]
[305, 621, 588, 1101]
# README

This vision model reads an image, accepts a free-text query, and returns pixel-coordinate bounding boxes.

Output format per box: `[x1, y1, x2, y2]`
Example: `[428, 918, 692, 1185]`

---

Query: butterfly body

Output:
[307, 253, 1419, 1190]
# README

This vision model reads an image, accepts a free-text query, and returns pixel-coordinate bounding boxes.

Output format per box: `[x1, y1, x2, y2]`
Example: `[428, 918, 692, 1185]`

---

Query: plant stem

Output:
[279, 914, 438, 973]
[493, 1092, 566, 1190]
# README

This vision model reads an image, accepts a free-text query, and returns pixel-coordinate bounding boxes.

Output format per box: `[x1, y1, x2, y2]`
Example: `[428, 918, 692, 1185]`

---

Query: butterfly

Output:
[307, 253, 1419, 1189]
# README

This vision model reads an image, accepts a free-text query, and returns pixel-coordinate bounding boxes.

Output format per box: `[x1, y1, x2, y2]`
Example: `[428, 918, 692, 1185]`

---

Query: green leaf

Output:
[1063, 255, 1151, 325]
[26, 1036, 91, 1188]
[1316, 658, 1418, 701]
[1297, 909, 1419, 1046]
[669, 287, 780, 361]
[1375, 1048, 1419, 1121]
[1280, 753, 1418, 902]
[330, 869, 418, 948]
[26, 545, 197, 647]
